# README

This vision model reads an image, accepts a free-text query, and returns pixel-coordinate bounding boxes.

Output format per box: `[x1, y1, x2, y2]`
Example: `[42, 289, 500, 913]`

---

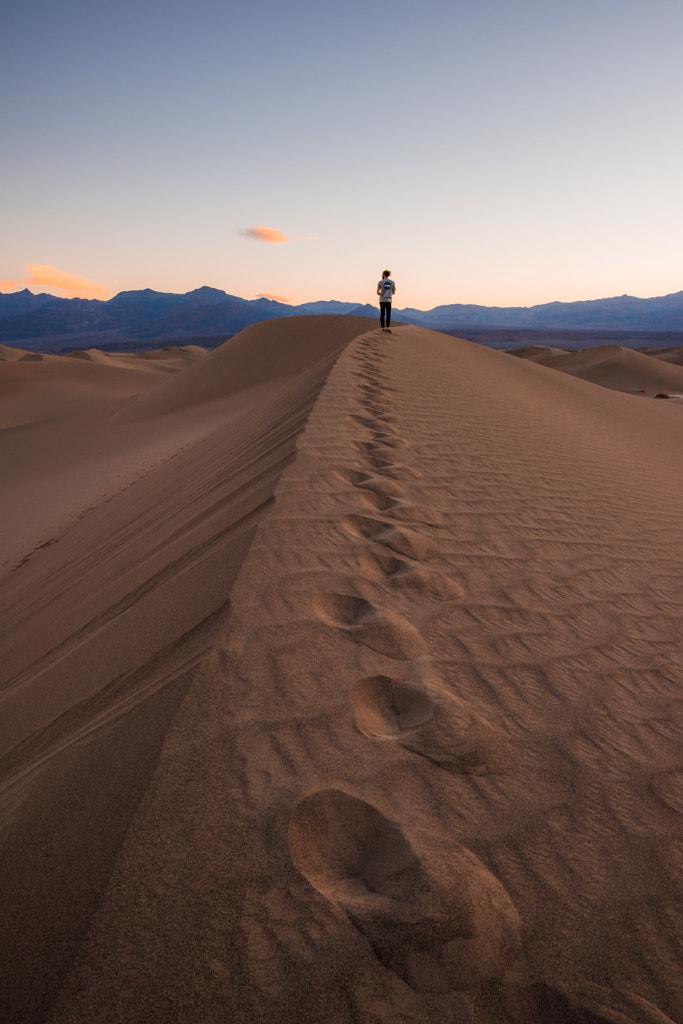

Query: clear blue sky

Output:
[2, 0, 682, 309]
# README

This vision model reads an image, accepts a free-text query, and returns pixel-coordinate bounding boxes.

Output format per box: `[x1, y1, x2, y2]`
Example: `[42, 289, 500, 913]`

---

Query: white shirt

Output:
[378, 278, 396, 302]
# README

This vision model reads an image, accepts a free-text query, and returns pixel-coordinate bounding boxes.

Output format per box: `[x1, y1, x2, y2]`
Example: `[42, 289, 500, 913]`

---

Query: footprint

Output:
[361, 404, 394, 419]
[334, 467, 373, 486]
[358, 550, 464, 600]
[355, 438, 407, 454]
[350, 411, 397, 436]
[349, 675, 506, 774]
[390, 505, 445, 528]
[348, 414, 395, 433]
[341, 516, 438, 560]
[313, 593, 428, 659]
[349, 676, 436, 738]
[359, 492, 402, 515]
[359, 491, 444, 528]
[341, 514, 391, 541]
[354, 440, 407, 457]
[358, 550, 415, 582]
[333, 468, 405, 498]
[362, 456, 423, 481]
[401, 705, 508, 776]
[381, 527, 439, 562]
[358, 477, 406, 499]
[376, 436, 407, 449]
[289, 790, 521, 993]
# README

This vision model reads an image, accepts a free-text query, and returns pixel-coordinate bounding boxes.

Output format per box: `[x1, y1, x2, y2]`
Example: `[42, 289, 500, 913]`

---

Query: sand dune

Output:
[0, 344, 205, 429]
[1, 321, 682, 1023]
[0, 343, 214, 571]
[642, 346, 683, 367]
[0, 317, 369, 1023]
[510, 342, 683, 396]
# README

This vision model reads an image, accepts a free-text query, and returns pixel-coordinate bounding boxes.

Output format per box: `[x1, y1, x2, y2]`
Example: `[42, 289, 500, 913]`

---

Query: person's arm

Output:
[377, 283, 381, 295]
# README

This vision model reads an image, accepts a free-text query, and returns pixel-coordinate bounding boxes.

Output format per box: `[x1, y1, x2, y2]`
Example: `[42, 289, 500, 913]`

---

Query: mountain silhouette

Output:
[0, 287, 682, 352]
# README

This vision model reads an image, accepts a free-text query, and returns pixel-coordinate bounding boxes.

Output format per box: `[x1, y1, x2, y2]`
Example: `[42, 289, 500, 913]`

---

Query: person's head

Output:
[382, 270, 391, 278]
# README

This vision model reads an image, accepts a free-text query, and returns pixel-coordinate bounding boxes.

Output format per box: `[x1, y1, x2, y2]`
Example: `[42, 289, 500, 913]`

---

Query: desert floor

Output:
[1, 318, 682, 1024]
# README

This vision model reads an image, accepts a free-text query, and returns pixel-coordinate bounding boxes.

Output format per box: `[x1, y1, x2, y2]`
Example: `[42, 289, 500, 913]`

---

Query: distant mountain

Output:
[297, 300, 367, 315]
[0, 297, 120, 339]
[1, 286, 682, 352]
[0, 288, 55, 320]
[400, 292, 683, 331]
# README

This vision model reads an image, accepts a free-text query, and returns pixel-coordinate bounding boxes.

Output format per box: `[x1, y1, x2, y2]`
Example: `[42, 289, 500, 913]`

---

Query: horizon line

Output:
[1, 284, 682, 312]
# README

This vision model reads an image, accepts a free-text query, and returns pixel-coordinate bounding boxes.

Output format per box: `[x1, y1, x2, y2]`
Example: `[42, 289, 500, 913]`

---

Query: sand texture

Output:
[1, 320, 682, 1023]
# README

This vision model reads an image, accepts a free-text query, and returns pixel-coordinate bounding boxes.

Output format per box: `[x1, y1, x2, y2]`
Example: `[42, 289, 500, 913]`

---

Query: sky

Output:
[2, 0, 682, 310]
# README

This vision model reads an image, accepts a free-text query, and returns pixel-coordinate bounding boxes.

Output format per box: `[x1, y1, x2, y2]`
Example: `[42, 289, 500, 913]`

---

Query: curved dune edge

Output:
[510, 341, 683, 397]
[0, 316, 375, 1024]
[39, 324, 683, 1024]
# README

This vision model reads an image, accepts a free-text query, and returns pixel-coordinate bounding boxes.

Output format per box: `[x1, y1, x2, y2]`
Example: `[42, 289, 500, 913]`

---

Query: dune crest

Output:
[0, 316, 374, 1024]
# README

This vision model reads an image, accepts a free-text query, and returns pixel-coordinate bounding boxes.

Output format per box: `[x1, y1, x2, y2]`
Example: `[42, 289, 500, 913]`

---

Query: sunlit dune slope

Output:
[45, 324, 683, 1024]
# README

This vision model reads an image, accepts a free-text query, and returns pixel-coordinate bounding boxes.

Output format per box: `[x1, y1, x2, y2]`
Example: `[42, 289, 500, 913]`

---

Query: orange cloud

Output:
[245, 226, 290, 244]
[256, 292, 291, 304]
[241, 226, 317, 245]
[0, 264, 109, 299]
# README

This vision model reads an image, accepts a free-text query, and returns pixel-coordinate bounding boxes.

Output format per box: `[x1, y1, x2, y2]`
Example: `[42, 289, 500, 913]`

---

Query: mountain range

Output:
[1, 285, 683, 352]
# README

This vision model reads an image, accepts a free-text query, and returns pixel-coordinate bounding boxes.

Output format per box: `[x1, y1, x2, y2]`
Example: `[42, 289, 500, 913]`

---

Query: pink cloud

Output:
[0, 264, 109, 299]
[241, 226, 317, 245]
[256, 293, 291, 303]
[244, 226, 290, 244]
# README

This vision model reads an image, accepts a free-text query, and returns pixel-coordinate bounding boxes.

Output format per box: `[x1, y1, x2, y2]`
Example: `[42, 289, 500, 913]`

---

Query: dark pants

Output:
[380, 302, 392, 328]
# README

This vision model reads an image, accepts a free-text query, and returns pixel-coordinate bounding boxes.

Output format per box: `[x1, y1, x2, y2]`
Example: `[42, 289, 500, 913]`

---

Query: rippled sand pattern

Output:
[5, 323, 682, 1023]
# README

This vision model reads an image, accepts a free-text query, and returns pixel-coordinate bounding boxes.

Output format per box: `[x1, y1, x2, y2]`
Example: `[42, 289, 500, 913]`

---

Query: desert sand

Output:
[510, 343, 683, 398]
[1, 319, 682, 1024]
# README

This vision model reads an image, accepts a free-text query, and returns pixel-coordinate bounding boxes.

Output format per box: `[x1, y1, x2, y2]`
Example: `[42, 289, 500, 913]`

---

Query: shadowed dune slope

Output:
[0, 348, 187, 428]
[121, 315, 375, 417]
[0, 342, 213, 569]
[0, 315, 375, 1024]
[642, 345, 683, 366]
[510, 342, 683, 395]
[44, 324, 683, 1024]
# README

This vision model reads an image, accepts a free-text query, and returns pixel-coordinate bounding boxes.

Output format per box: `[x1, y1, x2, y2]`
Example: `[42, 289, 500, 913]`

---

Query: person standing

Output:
[377, 270, 396, 331]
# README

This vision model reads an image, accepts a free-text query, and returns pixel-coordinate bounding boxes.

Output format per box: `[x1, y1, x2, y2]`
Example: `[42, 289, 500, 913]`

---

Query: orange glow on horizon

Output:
[256, 292, 291, 303]
[1, 264, 110, 299]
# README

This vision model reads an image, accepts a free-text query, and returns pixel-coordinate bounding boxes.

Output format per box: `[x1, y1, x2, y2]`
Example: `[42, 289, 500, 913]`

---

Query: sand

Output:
[1, 320, 682, 1024]
[510, 343, 683, 398]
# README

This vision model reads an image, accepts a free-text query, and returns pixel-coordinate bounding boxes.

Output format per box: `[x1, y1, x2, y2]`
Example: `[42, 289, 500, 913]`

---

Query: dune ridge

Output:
[31, 324, 683, 1023]
[0, 317, 372, 1024]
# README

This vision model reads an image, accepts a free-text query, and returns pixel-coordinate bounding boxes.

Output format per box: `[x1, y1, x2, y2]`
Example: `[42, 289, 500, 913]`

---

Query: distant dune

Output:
[1, 319, 682, 1024]
[510, 343, 683, 396]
